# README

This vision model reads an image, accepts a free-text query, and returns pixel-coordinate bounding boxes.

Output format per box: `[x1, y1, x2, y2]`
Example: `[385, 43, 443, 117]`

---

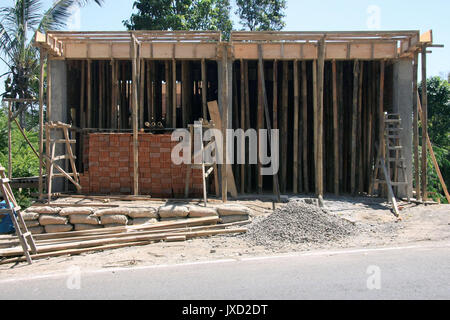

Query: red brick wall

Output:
[80, 133, 203, 198]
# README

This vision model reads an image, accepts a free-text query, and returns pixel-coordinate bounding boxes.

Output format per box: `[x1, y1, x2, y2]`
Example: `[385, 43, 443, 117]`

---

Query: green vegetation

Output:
[235, 0, 287, 31]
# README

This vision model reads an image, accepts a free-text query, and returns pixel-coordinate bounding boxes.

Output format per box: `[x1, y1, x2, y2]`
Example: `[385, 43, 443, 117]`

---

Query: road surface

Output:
[1, 242, 449, 299]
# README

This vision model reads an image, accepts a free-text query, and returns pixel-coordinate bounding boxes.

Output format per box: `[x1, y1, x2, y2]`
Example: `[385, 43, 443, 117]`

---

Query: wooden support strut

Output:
[420, 46, 428, 200]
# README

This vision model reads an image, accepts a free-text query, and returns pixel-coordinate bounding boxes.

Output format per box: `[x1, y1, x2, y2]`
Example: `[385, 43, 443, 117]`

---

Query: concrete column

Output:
[392, 59, 413, 199]
[50, 60, 68, 192]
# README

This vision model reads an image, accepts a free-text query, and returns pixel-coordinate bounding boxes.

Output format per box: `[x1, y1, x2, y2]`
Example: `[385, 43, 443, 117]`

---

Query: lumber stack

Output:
[0, 215, 249, 265]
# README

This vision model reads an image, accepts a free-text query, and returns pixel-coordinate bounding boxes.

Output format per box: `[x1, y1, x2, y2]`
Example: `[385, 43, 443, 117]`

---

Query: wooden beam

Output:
[317, 39, 325, 199]
[131, 37, 139, 195]
[351, 60, 360, 194]
[273, 60, 278, 194]
[7, 101, 12, 180]
[301, 61, 309, 193]
[38, 49, 46, 199]
[202, 59, 208, 120]
[312, 59, 318, 193]
[257, 58, 263, 193]
[357, 62, 364, 194]
[221, 44, 229, 201]
[86, 60, 91, 128]
[240, 59, 245, 194]
[281, 61, 288, 193]
[293, 60, 299, 193]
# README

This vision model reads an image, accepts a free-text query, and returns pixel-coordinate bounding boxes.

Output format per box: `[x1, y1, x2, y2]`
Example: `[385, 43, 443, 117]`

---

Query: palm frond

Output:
[0, 21, 14, 62]
[38, 0, 104, 32]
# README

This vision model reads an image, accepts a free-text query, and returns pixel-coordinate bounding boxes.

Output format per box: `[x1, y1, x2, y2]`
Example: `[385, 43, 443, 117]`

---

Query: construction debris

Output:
[244, 201, 357, 247]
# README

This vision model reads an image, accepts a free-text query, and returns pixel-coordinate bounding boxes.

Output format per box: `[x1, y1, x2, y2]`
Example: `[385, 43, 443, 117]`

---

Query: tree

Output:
[123, 0, 233, 39]
[235, 0, 286, 31]
[0, 0, 104, 128]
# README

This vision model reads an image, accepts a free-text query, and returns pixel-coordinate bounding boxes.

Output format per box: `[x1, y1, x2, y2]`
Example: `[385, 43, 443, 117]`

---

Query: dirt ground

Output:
[0, 196, 449, 278]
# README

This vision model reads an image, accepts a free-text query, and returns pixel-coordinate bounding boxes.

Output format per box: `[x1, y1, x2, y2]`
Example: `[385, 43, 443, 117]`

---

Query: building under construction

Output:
[28, 30, 439, 203]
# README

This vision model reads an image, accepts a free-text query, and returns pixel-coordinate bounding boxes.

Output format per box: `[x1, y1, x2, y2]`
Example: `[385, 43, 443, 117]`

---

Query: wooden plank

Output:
[301, 61, 309, 193]
[140, 60, 146, 128]
[273, 60, 278, 194]
[202, 59, 208, 120]
[7, 102, 12, 180]
[351, 60, 359, 194]
[293, 60, 299, 193]
[38, 49, 46, 199]
[207, 100, 238, 198]
[358, 62, 364, 193]
[421, 48, 428, 200]
[87, 60, 91, 128]
[281, 61, 288, 193]
[312, 59, 318, 193]
[257, 58, 263, 193]
[332, 60, 339, 195]
[244, 61, 251, 193]
[131, 37, 139, 195]
[172, 59, 177, 127]
[240, 59, 245, 194]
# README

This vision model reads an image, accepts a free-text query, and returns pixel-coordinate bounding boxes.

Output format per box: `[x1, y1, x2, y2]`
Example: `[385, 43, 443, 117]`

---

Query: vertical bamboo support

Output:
[131, 36, 139, 195]
[240, 59, 245, 194]
[181, 61, 188, 128]
[351, 60, 360, 195]
[86, 60, 91, 128]
[164, 60, 170, 124]
[244, 60, 251, 193]
[293, 60, 299, 193]
[172, 59, 177, 127]
[98, 61, 103, 128]
[358, 62, 364, 193]
[38, 49, 46, 199]
[316, 39, 325, 199]
[412, 52, 420, 200]
[257, 58, 264, 194]
[273, 60, 278, 194]
[420, 47, 428, 200]
[7, 101, 12, 180]
[301, 61, 308, 193]
[140, 60, 146, 128]
[202, 59, 208, 120]
[312, 59, 318, 193]
[332, 60, 339, 195]
[111, 60, 117, 129]
[221, 44, 229, 202]
[281, 61, 288, 193]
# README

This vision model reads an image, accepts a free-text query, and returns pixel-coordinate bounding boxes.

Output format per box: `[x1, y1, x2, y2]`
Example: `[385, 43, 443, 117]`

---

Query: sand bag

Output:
[100, 215, 128, 225]
[130, 218, 158, 225]
[219, 215, 249, 224]
[28, 226, 45, 234]
[69, 214, 100, 225]
[188, 206, 218, 218]
[60, 207, 94, 216]
[21, 211, 39, 221]
[25, 220, 40, 228]
[39, 214, 68, 226]
[26, 206, 61, 214]
[74, 224, 104, 231]
[45, 224, 73, 233]
[158, 205, 189, 218]
[94, 207, 130, 216]
[127, 207, 158, 219]
[216, 205, 251, 217]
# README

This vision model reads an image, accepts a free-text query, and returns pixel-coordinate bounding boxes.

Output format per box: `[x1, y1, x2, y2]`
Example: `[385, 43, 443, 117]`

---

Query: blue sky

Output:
[1, 0, 449, 96]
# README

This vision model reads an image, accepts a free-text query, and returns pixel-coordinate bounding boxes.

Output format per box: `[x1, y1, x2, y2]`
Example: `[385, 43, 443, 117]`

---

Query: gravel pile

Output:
[244, 200, 358, 247]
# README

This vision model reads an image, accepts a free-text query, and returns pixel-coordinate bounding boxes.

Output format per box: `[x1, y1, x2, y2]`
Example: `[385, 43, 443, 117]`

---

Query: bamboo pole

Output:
[351, 60, 359, 194]
[240, 59, 245, 194]
[413, 53, 420, 200]
[202, 59, 208, 120]
[38, 49, 46, 199]
[332, 60, 339, 195]
[172, 59, 177, 127]
[244, 60, 251, 193]
[281, 61, 288, 193]
[312, 59, 318, 194]
[7, 101, 12, 180]
[221, 44, 229, 202]
[293, 60, 299, 193]
[131, 36, 139, 195]
[257, 58, 263, 193]
[421, 46, 428, 201]
[358, 62, 364, 194]
[165, 60, 170, 124]
[273, 60, 278, 194]
[301, 61, 309, 193]
[317, 39, 325, 200]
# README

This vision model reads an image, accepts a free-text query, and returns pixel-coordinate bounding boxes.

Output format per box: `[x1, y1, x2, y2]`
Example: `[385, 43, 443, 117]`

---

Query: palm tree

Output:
[0, 0, 103, 127]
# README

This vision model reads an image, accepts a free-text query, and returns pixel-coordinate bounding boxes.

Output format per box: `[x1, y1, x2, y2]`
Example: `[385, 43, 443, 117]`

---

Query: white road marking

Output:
[1, 242, 449, 284]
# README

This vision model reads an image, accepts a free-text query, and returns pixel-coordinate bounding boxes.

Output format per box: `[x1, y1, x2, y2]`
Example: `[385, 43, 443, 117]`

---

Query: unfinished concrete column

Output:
[392, 59, 413, 199]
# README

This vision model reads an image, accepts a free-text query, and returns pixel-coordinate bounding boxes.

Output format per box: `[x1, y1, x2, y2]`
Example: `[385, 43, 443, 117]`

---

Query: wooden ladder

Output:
[372, 113, 410, 216]
[185, 119, 219, 206]
[45, 122, 81, 203]
[0, 165, 37, 264]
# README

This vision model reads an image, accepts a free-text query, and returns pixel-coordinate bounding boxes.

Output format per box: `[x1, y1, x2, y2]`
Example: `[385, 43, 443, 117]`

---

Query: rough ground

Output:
[0, 196, 449, 278]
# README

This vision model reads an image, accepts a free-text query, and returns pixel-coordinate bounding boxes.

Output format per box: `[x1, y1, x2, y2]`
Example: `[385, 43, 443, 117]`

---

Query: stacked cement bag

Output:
[60, 207, 102, 231]
[127, 207, 159, 225]
[187, 206, 218, 218]
[35, 206, 73, 233]
[158, 205, 189, 221]
[21, 210, 44, 234]
[94, 207, 129, 228]
[216, 204, 251, 224]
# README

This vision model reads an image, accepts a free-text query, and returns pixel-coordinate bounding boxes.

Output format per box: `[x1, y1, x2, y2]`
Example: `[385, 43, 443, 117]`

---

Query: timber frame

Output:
[32, 30, 441, 203]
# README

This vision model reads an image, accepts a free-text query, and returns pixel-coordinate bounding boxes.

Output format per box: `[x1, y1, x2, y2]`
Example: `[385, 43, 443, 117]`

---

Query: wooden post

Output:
[131, 35, 139, 195]
[351, 60, 360, 195]
[312, 59, 318, 193]
[221, 44, 229, 202]
[257, 58, 264, 194]
[413, 53, 420, 200]
[172, 59, 177, 127]
[140, 60, 146, 128]
[240, 59, 245, 194]
[358, 62, 364, 193]
[332, 60, 339, 195]
[202, 59, 208, 120]
[273, 60, 278, 194]
[293, 60, 299, 193]
[7, 101, 12, 180]
[281, 61, 288, 193]
[301, 61, 309, 193]
[38, 49, 46, 199]
[165, 60, 170, 125]
[244, 60, 251, 193]
[421, 46, 428, 201]
[87, 60, 91, 128]
[316, 39, 325, 199]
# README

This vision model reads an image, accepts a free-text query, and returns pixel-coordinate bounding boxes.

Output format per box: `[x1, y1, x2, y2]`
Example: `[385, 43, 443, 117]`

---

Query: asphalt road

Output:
[1, 242, 449, 300]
